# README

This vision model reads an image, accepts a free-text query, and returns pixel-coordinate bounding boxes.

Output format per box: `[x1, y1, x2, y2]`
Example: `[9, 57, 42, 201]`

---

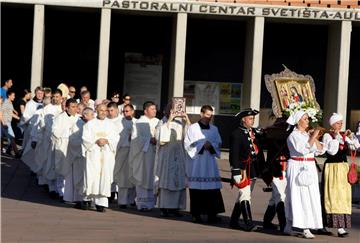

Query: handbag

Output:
[348, 150, 358, 185]
[296, 165, 315, 187]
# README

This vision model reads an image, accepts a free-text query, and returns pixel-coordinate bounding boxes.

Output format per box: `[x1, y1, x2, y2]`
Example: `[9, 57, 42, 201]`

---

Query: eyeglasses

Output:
[124, 98, 131, 101]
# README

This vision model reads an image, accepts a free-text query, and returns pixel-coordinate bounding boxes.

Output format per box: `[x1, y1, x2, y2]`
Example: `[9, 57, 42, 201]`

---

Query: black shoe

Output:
[338, 231, 349, 237]
[263, 204, 277, 230]
[49, 191, 58, 200]
[130, 202, 136, 207]
[160, 209, 169, 217]
[169, 209, 183, 217]
[276, 202, 286, 232]
[240, 201, 256, 232]
[207, 215, 221, 224]
[139, 208, 151, 212]
[192, 215, 203, 223]
[59, 196, 65, 203]
[74, 202, 82, 209]
[96, 205, 106, 212]
[81, 201, 89, 210]
[230, 202, 241, 229]
[316, 228, 332, 236]
[15, 152, 22, 159]
[118, 204, 127, 209]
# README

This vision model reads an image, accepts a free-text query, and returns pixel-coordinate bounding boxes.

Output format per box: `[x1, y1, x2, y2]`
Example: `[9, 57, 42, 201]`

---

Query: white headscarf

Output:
[329, 113, 343, 126]
[286, 110, 306, 126]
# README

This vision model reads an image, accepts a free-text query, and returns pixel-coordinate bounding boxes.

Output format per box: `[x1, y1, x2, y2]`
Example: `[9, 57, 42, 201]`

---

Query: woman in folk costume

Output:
[321, 113, 360, 237]
[284, 110, 324, 239]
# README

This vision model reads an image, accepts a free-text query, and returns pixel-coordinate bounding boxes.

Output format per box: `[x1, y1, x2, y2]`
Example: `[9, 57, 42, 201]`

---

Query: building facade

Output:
[1, 0, 360, 146]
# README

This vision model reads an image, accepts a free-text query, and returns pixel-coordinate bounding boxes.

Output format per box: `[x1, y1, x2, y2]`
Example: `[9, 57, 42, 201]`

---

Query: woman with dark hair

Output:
[13, 89, 32, 140]
[17, 89, 32, 116]
[110, 91, 121, 105]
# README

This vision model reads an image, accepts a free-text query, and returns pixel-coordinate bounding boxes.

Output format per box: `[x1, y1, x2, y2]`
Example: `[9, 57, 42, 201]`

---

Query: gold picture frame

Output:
[265, 67, 320, 118]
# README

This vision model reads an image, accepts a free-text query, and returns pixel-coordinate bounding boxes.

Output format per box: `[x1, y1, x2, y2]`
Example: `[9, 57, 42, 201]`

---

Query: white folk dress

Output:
[285, 128, 324, 229]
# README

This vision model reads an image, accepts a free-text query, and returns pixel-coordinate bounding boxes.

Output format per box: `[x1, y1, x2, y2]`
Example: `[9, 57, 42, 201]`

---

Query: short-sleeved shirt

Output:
[1, 99, 14, 125]
[0, 87, 7, 100]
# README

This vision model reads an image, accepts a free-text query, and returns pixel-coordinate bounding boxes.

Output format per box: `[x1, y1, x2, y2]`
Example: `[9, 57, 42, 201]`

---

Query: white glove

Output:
[233, 175, 242, 184]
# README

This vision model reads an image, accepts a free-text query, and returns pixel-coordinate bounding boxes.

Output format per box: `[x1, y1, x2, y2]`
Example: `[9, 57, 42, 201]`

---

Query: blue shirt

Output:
[0, 87, 7, 100]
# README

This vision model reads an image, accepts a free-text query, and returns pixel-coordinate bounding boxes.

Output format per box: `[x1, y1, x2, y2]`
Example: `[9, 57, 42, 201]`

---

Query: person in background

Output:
[68, 86, 76, 99]
[13, 89, 32, 140]
[1, 79, 13, 101]
[1, 91, 21, 157]
[118, 94, 132, 116]
[111, 92, 121, 105]
[79, 90, 95, 110]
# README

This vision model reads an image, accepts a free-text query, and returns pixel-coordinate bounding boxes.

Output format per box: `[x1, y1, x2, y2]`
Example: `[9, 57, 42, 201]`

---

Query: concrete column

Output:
[324, 21, 352, 129]
[96, 8, 111, 99]
[242, 17, 265, 127]
[30, 4, 45, 92]
[169, 13, 187, 98]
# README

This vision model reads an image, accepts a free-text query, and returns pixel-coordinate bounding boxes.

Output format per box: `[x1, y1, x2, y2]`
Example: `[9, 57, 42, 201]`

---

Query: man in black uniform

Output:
[262, 117, 290, 232]
[229, 108, 265, 231]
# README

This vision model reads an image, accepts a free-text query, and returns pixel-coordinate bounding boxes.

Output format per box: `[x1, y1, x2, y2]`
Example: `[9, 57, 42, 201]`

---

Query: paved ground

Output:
[2, 155, 360, 242]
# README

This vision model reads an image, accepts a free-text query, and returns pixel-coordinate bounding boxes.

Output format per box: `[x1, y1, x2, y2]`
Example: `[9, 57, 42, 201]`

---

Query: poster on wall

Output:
[123, 53, 162, 109]
[184, 81, 241, 115]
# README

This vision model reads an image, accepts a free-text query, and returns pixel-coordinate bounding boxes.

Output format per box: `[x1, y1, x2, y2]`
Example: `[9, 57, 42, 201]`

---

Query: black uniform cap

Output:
[235, 108, 259, 119]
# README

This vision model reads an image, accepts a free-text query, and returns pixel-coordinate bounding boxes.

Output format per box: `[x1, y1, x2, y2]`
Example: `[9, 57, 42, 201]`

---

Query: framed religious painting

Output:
[172, 97, 186, 117]
[265, 67, 320, 118]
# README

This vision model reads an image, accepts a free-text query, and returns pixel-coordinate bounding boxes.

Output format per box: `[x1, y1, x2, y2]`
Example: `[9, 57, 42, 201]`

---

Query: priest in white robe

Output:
[113, 104, 137, 208]
[154, 105, 191, 217]
[40, 90, 64, 199]
[21, 96, 50, 174]
[52, 99, 81, 203]
[82, 104, 119, 212]
[107, 101, 123, 202]
[18, 87, 44, 136]
[184, 105, 225, 223]
[284, 110, 324, 239]
[68, 107, 95, 209]
[129, 101, 159, 211]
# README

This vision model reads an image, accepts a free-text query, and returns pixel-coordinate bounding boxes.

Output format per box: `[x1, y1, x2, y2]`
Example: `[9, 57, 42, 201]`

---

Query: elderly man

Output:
[82, 104, 119, 212]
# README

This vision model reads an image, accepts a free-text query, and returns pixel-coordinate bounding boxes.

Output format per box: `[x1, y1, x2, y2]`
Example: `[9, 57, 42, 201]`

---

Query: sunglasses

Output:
[124, 98, 131, 101]
[69, 90, 76, 93]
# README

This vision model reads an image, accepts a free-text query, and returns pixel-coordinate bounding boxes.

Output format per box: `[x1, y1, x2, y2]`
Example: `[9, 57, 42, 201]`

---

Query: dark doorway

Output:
[1, 3, 33, 94]
[108, 12, 172, 110]
[43, 6, 100, 99]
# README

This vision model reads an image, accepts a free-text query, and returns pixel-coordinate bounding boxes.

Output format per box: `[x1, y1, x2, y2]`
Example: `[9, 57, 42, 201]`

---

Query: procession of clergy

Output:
[18, 84, 360, 240]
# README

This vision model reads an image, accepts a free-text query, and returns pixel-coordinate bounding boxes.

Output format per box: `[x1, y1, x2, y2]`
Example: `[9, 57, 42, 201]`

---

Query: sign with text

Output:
[103, 0, 360, 21]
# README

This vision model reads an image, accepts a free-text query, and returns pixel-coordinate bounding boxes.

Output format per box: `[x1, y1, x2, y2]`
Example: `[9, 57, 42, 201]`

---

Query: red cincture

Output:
[250, 130, 259, 154]
[330, 132, 347, 150]
[279, 155, 287, 180]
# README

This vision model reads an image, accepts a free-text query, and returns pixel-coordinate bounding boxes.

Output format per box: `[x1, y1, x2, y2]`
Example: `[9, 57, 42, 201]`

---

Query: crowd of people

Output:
[1, 78, 360, 239]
